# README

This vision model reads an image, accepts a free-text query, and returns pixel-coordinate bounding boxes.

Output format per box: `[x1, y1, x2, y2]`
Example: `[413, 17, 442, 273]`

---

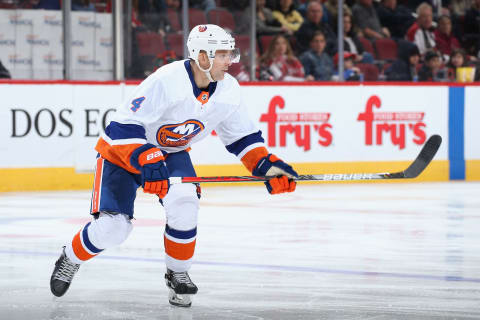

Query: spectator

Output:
[131, 0, 143, 29]
[299, 31, 334, 80]
[256, 0, 287, 35]
[72, 0, 95, 11]
[230, 0, 255, 34]
[434, 15, 461, 58]
[464, 0, 480, 56]
[418, 50, 443, 80]
[297, 0, 329, 27]
[228, 61, 251, 82]
[334, 52, 362, 80]
[0, 60, 11, 79]
[296, 1, 337, 55]
[138, 0, 169, 35]
[259, 34, 307, 81]
[343, 13, 375, 63]
[386, 41, 421, 80]
[324, 0, 352, 30]
[189, 0, 216, 12]
[376, 0, 415, 39]
[272, 0, 304, 34]
[166, 0, 180, 10]
[447, 48, 467, 80]
[352, 0, 391, 40]
[449, 0, 472, 17]
[227, 0, 249, 11]
[406, 2, 436, 55]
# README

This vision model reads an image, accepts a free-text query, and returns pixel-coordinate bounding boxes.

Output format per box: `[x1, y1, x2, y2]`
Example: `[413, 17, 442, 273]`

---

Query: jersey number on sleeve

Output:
[130, 97, 145, 112]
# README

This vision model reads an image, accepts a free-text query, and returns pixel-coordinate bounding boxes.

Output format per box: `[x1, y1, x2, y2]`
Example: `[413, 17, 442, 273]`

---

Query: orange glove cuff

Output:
[241, 147, 269, 173]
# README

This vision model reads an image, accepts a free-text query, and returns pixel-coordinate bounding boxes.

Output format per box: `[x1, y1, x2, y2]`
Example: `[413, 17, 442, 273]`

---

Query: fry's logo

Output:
[357, 95, 426, 150]
[44, 15, 61, 26]
[156, 120, 205, 147]
[26, 34, 49, 46]
[260, 95, 332, 151]
[9, 14, 32, 25]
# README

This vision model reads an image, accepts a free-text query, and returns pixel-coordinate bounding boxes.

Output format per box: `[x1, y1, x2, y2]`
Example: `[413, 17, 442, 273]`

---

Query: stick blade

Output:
[402, 134, 442, 178]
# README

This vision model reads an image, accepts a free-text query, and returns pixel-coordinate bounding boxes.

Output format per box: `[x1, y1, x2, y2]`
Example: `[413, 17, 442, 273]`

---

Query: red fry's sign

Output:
[259, 95, 332, 151]
[357, 95, 426, 150]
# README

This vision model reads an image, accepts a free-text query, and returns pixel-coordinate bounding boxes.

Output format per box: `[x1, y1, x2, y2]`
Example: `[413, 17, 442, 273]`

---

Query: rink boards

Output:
[0, 81, 478, 191]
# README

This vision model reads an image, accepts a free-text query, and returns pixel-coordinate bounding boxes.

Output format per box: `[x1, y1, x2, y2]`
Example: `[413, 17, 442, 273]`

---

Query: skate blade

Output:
[168, 288, 192, 308]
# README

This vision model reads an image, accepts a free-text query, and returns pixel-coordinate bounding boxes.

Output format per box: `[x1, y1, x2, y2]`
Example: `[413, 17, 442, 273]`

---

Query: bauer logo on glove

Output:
[130, 143, 170, 198]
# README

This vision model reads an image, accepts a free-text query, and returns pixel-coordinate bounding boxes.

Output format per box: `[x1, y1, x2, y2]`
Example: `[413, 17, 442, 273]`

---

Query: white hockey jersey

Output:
[96, 60, 266, 173]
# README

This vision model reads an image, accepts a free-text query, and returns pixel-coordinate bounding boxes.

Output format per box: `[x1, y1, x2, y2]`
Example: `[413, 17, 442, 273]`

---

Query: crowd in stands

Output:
[1, 0, 479, 82]
[251, 0, 480, 82]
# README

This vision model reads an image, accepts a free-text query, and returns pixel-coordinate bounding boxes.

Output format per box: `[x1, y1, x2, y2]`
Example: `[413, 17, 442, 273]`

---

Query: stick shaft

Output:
[168, 135, 442, 185]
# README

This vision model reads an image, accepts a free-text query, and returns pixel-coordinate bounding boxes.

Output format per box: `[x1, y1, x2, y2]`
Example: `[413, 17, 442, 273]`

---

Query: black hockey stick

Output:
[168, 134, 442, 184]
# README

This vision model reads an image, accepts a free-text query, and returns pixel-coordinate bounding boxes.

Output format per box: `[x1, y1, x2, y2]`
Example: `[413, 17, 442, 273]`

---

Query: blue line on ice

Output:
[1, 249, 479, 283]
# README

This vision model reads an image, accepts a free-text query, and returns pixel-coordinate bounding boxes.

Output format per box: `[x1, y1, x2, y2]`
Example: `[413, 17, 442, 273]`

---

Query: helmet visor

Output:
[215, 48, 240, 63]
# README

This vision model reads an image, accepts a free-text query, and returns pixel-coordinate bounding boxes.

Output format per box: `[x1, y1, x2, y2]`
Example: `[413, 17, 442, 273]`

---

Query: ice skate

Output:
[50, 247, 80, 297]
[165, 269, 198, 307]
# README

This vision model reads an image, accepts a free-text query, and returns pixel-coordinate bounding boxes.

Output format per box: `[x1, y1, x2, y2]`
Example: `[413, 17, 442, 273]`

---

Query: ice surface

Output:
[1, 182, 480, 319]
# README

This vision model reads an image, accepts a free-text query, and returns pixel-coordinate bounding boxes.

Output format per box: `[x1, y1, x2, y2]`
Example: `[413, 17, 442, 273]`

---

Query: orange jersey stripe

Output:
[95, 137, 142, 174]
[91, 157, 104, 214]
[72, 230, 96, 261]
[241, 147, 268, 173]
[164, 236, 196, 261]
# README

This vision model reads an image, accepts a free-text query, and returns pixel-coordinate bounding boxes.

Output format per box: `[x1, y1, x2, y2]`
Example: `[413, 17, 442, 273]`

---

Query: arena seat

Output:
[166, 33, 185, 58]
[207, 9, 236, 32]
[374, 38, 398, 61]
[356, 63, 379, 81]
[358, 37, 376, 59]
[188, 8, 207, 28]
[166, 8, 181, 33]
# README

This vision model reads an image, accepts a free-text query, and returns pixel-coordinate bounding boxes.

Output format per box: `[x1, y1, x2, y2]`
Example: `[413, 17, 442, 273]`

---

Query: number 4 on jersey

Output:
[130, 97, 145, 112]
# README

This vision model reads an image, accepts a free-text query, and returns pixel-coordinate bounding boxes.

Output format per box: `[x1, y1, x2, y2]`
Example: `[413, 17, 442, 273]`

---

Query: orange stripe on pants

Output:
[91, 157, 104, 214]
[72, 230, 97, 261]
[164, 236, 196, 261]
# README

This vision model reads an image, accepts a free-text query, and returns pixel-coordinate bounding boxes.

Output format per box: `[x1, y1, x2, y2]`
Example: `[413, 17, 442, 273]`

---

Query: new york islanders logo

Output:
[156, 120, 205, 147]
[198, 25, 207, 32]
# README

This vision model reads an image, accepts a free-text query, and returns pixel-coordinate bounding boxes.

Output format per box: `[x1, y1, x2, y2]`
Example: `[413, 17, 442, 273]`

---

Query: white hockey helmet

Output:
[187, 24, 240, 67]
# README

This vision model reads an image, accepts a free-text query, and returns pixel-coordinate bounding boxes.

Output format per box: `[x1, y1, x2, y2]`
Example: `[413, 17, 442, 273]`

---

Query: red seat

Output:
[0, 2, 16, 8]
[358, 37, 376, 59]
[188, 8, 207, 28]
[136, 32, 166, 56]
[166, 33, 185, 58]
[235, 34, 259, 56]
[374, 38, 398, 61]
[166, 8, 181, 33]
[207, 9, 236, 32]
[357, 63, 379, 81]
[259, 35, 275, 54]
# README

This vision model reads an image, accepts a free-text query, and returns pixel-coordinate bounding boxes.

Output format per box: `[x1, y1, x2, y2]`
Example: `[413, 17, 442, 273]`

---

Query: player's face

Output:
[210, 50, 234, 81]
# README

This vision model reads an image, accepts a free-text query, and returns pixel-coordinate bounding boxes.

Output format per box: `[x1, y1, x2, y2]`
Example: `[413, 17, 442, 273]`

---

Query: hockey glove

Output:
[131, 144, 170, 198]
[252, 154, 298, 194]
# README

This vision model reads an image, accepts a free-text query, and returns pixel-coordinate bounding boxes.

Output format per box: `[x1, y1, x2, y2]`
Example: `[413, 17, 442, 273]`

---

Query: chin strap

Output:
[194, 57, 215, 82]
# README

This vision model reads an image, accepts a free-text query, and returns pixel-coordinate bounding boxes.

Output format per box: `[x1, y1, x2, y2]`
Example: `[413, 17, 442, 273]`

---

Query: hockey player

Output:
[50, 24, 298, 307]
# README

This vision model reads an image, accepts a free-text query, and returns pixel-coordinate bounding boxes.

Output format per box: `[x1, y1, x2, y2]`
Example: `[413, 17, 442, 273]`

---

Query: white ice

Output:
[1, 182, 480, 320]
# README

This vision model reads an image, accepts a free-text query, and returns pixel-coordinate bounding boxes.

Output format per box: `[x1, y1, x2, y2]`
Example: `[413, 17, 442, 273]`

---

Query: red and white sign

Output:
[191, 85, 449, 164]
[0, 83, 450, 170]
